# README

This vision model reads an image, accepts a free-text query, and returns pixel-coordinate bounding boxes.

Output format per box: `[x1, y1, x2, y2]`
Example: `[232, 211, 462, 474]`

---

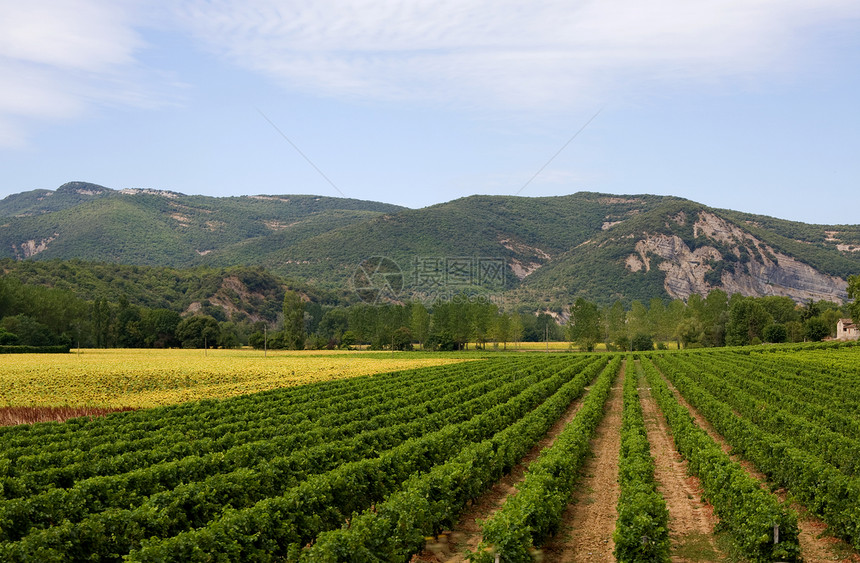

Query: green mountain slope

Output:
[0, 182, 403, 266]
[0, 259, 338, 323]
[223, 193, 668, 287]
[519, 198, 858, 306]
[1, 182, 857, 306]
[0, 181, 113, 217]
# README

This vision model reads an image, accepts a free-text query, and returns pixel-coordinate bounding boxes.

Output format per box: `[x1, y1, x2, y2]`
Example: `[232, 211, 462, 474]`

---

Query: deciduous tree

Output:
[282, 290, 306, 350]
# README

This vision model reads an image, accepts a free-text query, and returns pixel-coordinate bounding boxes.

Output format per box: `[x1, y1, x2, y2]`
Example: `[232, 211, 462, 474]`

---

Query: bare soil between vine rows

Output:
[540, 367, 624, 562]
[657, 365, 860, 563]
[413, 375, 599, 562]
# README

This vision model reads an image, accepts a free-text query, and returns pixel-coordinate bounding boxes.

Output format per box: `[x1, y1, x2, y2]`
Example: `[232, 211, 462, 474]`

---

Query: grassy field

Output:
[0, 348, 469, 408]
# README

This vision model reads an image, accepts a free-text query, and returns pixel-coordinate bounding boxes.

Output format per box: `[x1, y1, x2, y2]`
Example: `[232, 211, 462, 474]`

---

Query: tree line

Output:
[262, 283, 859, 352]
[0, 277, 256, 349]
[567, 288, 857, 352]
[2, 273, 858, 351]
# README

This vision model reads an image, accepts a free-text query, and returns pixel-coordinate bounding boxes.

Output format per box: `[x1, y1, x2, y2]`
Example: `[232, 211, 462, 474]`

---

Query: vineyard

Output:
[0, 346, 858, 561]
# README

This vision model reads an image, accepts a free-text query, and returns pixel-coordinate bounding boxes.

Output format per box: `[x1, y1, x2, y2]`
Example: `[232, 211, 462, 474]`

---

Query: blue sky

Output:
[1, 1, 859, 224]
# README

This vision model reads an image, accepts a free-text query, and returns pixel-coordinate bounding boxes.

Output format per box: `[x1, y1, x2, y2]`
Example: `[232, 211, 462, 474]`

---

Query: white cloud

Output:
[0, 0, 179, 147]
[0, 1, 142, 70]
[3, 1, 858, 148]
[177, 0, 860, 109]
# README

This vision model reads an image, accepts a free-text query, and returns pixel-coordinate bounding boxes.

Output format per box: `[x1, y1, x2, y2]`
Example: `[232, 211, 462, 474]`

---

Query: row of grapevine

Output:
[651, 353, 860, 551]
[612, 357, 670, 562]
[667, 353, 860, 477]
[469, 355, 623, 562]
[709, 351, 860, 440]
[0, 360, 480, 457]
[0, 360, 518, 502]
[719, 350, 860, 410]
[123, 356, 608, 563]
[297, 356, 615, 562]
[0, 356, 605, 561]
[640, 357, 801, 562]
[0, 359, 560, 543]
[768, 347, 860, 381]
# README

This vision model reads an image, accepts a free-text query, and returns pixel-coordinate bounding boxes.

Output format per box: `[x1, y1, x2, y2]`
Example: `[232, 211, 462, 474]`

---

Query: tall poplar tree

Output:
[282, 290, 306, 350]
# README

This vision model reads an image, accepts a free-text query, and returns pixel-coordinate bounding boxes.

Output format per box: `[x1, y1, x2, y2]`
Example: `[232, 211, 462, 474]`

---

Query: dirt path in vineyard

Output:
[412, 368, 597, 562]
[538, 362, 625, 562]
[636, 363, 724, 562]
[655, 362, 860, 563]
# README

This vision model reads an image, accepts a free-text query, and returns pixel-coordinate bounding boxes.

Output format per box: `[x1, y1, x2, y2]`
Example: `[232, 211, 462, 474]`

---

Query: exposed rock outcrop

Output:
[510, 258, 543, 279]
[120, 188, 180, 198]
[500, 237, 551, 280]
[625, 212, 848, 303]
[13, 233, 58, 259]
[56, 181, 110, 196]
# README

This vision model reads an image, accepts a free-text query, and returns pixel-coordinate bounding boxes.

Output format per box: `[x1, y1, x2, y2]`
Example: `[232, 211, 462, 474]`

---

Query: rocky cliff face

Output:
[499, 237, 551, 280]
[12, 234, 58, 259]
[625, 211, 848, 303]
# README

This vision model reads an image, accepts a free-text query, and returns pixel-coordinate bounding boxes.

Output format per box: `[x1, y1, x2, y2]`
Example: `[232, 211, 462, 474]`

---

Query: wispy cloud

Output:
[3, 1, 858, 148]
[177, 0, 860, 109]
[0, 0, 180, 147]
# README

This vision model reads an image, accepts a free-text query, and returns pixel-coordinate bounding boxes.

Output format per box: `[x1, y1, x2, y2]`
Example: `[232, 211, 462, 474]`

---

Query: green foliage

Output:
[217, 322, 241, 348]
[2, 349, 858, 560]
[410, 303, 430, 347]
[142, 309, 181, 348]
[2, 184, 857, 307]
[317, 308, 349, 343]
[652, 349, 860, 552]
[472, 357, 622, 561]
[762, 323, 788, 343]
[613, 359, 670, 562]
[849, 275, 860, 323]
[175, 315, 220, 348]
[391, 326, 413, 351]
[304, 357, 609, 562]
[0, 327, 18, 345]
[1, 260, 294, 322]
[521, 311, 562, 342]
[568, 298, 602, 351]
[631, 333, 654, 351]
[644, 357, 801, 562]
[0, 185, 401, 271]
[676, 317, 704, 348]
[125, 357, 597, 562]
[803, 317, 830, 342]
[0, 359, 549, 558]
[759, 296, 800, 324]
[248, 330, 266, 349]
[726, 296, 773, 346]
[282, 291, 306, 350]
[0, 314, 64, 347]
[0, 345, 70, 353]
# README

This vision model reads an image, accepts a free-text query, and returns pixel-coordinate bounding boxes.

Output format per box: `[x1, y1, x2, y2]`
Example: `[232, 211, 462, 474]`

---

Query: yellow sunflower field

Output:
[0, 349, 467, 408]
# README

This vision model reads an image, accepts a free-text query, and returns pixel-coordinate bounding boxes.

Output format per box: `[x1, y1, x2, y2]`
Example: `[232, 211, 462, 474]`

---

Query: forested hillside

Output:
[0, 182, 402, 267]
[1, 182, 858, 307]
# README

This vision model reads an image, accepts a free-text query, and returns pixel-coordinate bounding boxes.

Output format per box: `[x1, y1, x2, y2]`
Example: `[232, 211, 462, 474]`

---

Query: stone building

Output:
[836, 318, 859, 341]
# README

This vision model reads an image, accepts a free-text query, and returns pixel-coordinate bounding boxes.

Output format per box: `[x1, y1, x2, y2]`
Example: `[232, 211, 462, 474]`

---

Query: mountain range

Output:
[2, 181, 858, 307]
